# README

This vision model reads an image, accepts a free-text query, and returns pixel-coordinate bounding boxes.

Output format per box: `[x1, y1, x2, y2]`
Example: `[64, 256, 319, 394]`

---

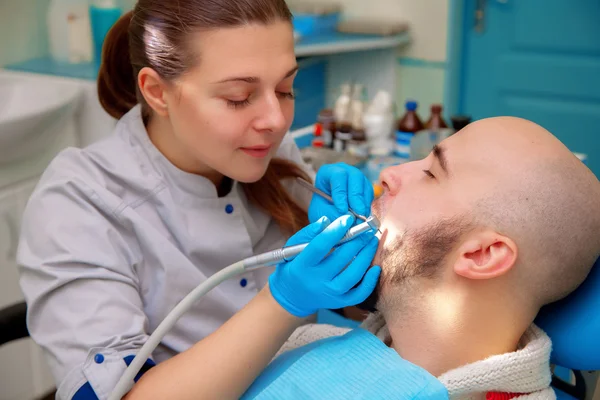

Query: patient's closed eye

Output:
[423, 170, 436, 179]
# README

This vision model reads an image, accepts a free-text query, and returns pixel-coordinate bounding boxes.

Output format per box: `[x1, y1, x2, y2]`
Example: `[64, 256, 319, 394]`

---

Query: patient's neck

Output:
[382, 282, 536, 377]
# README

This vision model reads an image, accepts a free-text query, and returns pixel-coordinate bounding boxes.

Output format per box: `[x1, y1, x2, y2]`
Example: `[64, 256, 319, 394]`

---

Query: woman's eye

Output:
[226, 98, 251, 109]
[277, 91, 295, 100]
[423, 169, 436, 179]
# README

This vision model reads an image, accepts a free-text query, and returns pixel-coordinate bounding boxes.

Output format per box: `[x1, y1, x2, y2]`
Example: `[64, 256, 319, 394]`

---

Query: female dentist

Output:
[17, 0, 380, 399]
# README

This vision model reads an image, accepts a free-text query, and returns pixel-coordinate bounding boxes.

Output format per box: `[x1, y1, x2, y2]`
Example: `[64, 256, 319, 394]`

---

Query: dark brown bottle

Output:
[334, 122, 353, 152]
[425, 104, 448, 129]
[397, 100, 424, 133]
[395, 100, 424, 159]
[450, 115, 472, 133]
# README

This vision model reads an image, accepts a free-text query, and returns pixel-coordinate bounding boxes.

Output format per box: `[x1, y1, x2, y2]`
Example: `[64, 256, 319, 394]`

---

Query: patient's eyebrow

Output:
[433, 144, 449, 175]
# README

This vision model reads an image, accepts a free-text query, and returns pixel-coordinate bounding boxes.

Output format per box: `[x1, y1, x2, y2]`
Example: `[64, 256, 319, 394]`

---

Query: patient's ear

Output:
[453, 230, 517, 280]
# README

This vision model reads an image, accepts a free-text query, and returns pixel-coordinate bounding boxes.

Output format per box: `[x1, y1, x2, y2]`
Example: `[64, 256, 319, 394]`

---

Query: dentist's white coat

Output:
[17, 105, 314, 399]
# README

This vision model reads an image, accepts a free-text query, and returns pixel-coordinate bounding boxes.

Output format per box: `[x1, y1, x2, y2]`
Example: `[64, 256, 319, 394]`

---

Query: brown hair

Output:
[97, 0, 310, 234]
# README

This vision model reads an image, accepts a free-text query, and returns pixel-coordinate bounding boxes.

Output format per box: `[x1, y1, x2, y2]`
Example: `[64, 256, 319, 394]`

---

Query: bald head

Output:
[459, 117, 600, 306]
[373, 116, 600, 313]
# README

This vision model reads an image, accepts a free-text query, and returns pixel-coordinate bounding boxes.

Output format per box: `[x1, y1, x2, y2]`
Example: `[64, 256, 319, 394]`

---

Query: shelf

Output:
[4, 58, 98, 82]
[5, 32, 409, 81]
[295, 32, 410, 57]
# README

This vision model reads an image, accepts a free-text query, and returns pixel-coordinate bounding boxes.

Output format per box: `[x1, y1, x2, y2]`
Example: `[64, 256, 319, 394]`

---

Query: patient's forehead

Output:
[441, 121, 541, 177]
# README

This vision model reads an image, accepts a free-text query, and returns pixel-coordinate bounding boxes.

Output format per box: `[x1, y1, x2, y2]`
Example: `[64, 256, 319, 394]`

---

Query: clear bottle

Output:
[348, 119, 368, 157]
[350, 83, 366, 124]
[347, 84, 368, 157]
[333, 83, 352, 122]
[48, 0, 93, 64]
[333, 85, 353, 152]
[363, 90, 394, 156]
[395, 100, 423, 159]
[411, 104, 451, 160]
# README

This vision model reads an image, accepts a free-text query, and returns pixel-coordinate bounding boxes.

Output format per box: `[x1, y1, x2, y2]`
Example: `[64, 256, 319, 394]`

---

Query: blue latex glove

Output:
[308, 163, 375, 224]
[269, 215, 381, 317]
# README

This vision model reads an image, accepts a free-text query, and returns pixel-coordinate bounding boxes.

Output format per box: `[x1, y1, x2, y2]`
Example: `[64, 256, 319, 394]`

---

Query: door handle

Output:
[474, 0, 486, 33]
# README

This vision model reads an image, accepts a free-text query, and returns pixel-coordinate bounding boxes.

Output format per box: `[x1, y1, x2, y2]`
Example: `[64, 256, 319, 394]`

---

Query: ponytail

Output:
[242, 158, 311, 235]
[97, 11, 137, 119]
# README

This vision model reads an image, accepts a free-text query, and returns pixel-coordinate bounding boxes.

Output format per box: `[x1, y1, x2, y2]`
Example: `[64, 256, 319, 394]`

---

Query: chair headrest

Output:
[535, 257, 600, 371]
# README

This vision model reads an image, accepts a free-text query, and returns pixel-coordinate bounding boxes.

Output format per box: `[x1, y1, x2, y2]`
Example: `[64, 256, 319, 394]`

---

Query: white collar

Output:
[360, 313, 553, 399]
[118, 104, 233, 200]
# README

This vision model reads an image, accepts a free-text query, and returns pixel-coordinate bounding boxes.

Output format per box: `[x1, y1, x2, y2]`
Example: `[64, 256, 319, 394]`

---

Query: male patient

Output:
[251, 117, 600, 399]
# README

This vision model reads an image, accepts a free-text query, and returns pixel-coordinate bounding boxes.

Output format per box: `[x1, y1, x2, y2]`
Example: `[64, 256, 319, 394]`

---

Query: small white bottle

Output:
[48, 0, 93, 64]
[363, 90, 394, 156]
[334, 83, 352, 123]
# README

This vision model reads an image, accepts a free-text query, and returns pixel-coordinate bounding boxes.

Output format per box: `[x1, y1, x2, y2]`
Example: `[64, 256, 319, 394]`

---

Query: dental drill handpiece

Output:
[295, 177, 382, 235]
[242, 215, 381, 271]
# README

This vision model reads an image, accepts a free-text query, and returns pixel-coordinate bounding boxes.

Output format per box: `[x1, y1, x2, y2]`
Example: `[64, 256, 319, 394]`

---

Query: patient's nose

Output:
[380, 162, 419, 196]
[380, 165, 402, 196]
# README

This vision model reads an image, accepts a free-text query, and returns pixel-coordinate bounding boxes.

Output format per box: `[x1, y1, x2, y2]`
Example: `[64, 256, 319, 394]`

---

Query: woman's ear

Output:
[453, 230, 518, 280]
[138, 67, 169, 117]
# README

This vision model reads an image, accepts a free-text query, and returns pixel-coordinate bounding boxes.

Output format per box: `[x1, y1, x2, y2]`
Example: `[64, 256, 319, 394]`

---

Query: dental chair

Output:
[535, 256, 600, 399]
[2, 259, 599, 400]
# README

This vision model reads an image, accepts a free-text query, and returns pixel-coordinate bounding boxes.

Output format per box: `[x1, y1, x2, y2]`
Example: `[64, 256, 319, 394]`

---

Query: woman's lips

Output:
[240, 145, 272, 158]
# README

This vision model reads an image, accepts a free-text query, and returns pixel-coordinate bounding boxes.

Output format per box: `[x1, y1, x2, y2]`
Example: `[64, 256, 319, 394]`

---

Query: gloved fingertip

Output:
[370, 265, 382, 276]
[353, 204, 367, 219]
[317, 216, 330, 225]
[362, 266, 381, 287]
[335, 203, 349, 215]
[353, 198, 368, 217]
[342, 214, 355, 226]
[369, 236, 380, 247]
[347, 267, 381, 304]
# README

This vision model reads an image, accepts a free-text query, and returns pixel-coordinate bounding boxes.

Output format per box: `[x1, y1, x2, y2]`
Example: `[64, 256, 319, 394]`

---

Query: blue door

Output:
[458, 0, 600, 176]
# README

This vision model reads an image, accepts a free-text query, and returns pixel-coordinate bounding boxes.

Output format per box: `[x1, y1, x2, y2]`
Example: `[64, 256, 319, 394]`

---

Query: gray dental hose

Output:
[108, 216, 380, 400]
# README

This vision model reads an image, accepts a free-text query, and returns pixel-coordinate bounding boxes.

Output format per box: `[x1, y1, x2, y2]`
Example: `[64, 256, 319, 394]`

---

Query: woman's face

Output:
[162, 20, 297, 183]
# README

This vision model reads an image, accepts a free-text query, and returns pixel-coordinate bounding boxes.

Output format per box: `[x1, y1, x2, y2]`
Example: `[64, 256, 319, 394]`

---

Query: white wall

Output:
[0, 0, 49, 66]
[323, 0, 450, 115]
[325, 0, 448, 61]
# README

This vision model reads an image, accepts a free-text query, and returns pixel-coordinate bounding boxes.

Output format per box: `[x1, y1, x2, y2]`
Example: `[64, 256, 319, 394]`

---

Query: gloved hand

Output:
[308, 163, 374, 224]
[269, 215, 381, 317]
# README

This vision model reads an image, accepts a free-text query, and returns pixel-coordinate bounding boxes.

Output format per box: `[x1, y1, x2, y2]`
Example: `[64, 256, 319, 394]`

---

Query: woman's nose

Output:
[256, 94, 287, 133]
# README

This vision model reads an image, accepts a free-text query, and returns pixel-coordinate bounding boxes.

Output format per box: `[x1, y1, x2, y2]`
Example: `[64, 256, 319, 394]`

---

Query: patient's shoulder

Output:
[277, 323, 351, 357]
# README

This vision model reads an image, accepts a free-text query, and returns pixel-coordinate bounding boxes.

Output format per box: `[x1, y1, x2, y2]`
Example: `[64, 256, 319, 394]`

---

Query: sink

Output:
[0, 73, 82, 164]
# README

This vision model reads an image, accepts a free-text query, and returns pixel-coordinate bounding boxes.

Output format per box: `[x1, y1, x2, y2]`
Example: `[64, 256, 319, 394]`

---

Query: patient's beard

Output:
[356, 215, 472, 312]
